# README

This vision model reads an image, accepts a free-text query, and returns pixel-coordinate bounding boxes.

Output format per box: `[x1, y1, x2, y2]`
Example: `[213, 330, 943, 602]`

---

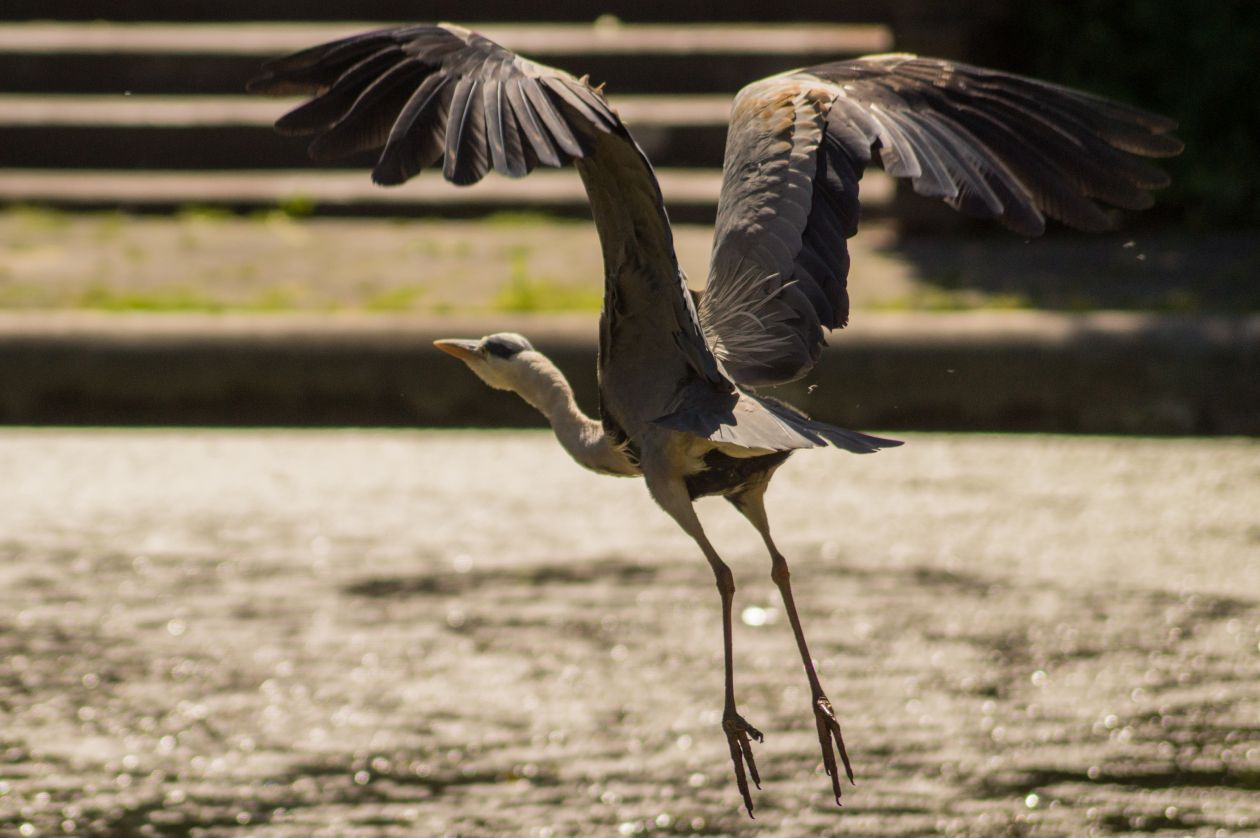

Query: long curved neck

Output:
[514, 352, 638, 476]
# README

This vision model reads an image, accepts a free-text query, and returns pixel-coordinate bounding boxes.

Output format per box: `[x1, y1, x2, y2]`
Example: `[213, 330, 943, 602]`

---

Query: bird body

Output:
[251, 23, 1180, 815]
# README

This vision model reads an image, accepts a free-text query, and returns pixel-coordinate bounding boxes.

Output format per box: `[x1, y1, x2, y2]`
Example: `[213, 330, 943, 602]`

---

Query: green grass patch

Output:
[79, 283, 227, 312]
[494, 276, 601, 312]
[75, 281, 307, 313]
[275, 194, 316, 218]
[0, 283, 50, 307]
[6, 204, 71, 232]
[176, 205, 234, 223]
[872, 290, 1032, 313]
[483, 210, 570, 228]
[249, 286, 300, 311]
[364, 284, 427, 312]
[493, 246, 600, 312]
[90, 211, 128, 242]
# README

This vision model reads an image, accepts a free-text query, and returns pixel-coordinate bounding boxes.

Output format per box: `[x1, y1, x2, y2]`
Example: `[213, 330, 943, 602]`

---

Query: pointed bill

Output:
[433, 338, 481, 362]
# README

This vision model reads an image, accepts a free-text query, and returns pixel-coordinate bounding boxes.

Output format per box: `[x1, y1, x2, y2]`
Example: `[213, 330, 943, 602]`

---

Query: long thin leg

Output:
[730, 487, 855, 806]
[645, 470, 762, 817]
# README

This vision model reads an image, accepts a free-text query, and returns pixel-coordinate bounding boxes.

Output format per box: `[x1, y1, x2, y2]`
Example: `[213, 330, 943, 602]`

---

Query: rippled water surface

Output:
[1, 430, 1257, 836]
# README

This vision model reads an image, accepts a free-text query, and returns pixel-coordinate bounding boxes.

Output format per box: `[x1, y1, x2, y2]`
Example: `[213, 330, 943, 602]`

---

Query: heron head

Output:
[433, 332, 536, 392]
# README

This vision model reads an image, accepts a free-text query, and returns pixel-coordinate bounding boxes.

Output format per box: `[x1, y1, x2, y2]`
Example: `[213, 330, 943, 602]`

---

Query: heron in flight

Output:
[251, 24, 1179, 815]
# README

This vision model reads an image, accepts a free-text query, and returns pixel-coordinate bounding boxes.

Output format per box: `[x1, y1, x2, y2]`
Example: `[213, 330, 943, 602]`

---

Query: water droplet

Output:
[688, 772, 707, 787]
[1031, 670, 1047, 686]
[166, 619, 186, 637]
[353, 770, 371, 785]
[1025, 793, 1040, 809]
[19, 824, 36, 837]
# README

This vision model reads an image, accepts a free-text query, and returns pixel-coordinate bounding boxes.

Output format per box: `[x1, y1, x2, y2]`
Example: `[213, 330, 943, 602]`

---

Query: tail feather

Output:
[758, 396, 902, 453]
[652, 387, 902, 454]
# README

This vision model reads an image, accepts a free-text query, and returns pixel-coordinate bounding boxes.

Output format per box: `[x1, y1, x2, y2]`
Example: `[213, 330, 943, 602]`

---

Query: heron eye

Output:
[483, 336, 529, 359]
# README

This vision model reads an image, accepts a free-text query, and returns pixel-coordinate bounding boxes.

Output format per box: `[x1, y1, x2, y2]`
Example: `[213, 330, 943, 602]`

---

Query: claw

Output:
[813, 694, 855, 805]
[722, 712, 764, 817]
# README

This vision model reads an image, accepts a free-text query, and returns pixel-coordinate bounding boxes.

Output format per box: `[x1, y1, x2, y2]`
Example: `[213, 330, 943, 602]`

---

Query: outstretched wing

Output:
[250, 23, 729, 435]
[698, 54, 1182, 387]
[248, 22, 618, 185]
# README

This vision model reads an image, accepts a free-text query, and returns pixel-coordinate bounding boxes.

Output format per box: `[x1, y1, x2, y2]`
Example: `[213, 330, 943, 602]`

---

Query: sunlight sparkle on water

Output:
[741, 605, 778, 627]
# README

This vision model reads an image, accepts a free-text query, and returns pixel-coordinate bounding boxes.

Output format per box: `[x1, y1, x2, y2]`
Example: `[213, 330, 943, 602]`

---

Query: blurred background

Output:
[1, 3, 1258, 837]
[0, 0, 1256, 431]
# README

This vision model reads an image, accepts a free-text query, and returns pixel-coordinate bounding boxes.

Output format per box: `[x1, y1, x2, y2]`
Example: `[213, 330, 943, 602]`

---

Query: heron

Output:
[250, 23, 1180, 815]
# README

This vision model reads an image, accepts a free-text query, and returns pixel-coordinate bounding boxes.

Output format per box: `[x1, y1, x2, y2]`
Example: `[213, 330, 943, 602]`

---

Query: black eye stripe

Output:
[482, 334, 534, 359]
[484, 340, 520, 359]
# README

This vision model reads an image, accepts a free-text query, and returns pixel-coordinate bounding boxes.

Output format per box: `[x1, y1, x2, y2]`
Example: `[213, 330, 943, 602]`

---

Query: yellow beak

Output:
[433, 338, 481, 363]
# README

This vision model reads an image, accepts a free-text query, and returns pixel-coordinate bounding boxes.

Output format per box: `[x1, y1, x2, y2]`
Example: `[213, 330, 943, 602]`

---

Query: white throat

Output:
[511, 352, 638, 477]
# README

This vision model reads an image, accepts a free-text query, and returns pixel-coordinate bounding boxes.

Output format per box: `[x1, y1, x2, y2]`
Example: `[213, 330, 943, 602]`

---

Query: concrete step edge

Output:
[2, 310, 1254, 343]
[0, 93, 735, 127]
[0, 168, 896, 208]
[1, 310, 1254, 433]
[0, 21, 893, 56]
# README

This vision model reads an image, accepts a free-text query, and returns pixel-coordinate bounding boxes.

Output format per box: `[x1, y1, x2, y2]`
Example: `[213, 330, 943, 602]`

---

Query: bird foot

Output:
[722, 710, 764, 817]
[812, 692, 855, 805]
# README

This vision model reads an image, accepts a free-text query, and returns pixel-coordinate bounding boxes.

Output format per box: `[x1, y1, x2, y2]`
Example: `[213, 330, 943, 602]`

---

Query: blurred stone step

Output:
[0, 168, 894, 223]
[0, 0, 911, 22]
[0, 93, 734, 127]
[1, 310, 1253, 433]
[0, 94, 736, 170]
[0, 20, 893, 54]
[0, 21, 892, 94]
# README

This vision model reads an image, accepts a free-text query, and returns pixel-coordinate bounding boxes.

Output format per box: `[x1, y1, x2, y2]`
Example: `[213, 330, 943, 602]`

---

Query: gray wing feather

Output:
[306, 58, 432, 162]
[482, 79, 527, 178]
[251, 24, 598, 185]
[252, 23, 733, 440]
[700, 54, 1182, 388]
[502, 77, 561, 168]
[373, 74, 451, 184]
[444, 77, 490, 184]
